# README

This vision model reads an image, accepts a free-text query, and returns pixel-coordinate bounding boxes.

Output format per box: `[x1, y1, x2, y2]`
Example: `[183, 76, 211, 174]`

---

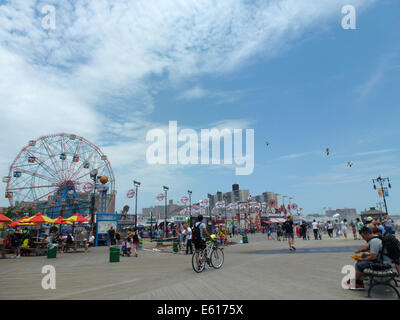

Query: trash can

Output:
[242, 234, 248, 244]
[172, 241, 178, 253]
[109, 246, 120, 263]
[47, 245, 57, 259]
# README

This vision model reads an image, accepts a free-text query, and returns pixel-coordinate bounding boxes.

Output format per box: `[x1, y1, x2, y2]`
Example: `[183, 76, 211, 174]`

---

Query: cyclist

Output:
[193, 215, 211, 270]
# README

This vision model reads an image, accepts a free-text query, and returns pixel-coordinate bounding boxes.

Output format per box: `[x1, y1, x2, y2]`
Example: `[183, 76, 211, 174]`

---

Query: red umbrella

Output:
[9, 216, 32, 228]
[26, 213, 54, 224]
[65, 214, 90, 223]
[52, 216, 69, 225]
[0, 213, 12, 223]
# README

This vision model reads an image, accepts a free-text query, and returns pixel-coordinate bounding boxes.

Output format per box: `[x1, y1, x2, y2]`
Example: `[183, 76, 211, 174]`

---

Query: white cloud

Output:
[357, 53, 398, 100]
[353, 149, 398, 157]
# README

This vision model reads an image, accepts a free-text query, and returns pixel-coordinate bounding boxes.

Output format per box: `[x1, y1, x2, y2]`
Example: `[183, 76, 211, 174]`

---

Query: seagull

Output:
[347, 162, 353, 167]
[325, 148, 330, 156]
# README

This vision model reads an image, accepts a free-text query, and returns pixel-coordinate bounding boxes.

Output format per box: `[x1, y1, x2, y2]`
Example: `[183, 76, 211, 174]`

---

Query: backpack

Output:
[192, 222, 202, 243]
[382, 233, 400, 262]
[283, 221, 291, 233]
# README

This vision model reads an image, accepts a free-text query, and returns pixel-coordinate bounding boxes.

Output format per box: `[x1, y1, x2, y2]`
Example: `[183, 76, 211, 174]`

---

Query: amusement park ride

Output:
[3, 133, 116, 219]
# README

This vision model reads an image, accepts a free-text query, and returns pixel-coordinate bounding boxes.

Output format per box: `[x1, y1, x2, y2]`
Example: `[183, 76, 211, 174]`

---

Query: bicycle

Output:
[192, 237, 224, 273]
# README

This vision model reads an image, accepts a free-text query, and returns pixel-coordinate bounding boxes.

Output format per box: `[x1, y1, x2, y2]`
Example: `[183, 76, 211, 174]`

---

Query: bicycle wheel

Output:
[192, 251, 206, 273]
[210, 248, 224, 269]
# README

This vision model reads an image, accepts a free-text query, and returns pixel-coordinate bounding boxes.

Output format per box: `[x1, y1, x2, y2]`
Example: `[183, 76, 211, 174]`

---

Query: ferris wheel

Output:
[4, 133, 115, 218]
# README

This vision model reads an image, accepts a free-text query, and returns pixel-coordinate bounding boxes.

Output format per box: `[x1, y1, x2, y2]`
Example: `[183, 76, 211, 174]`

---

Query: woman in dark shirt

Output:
[132, 227, 140, 257]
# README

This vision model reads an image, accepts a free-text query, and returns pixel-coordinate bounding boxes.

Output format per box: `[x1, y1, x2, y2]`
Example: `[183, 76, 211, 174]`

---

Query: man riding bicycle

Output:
[193, 215, 211, 269]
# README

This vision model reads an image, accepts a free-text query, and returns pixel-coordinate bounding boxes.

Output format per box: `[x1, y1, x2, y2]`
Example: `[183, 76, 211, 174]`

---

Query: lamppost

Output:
[247, 195, 252, 232]
[223, 194, 227, 231]
[163, 186, 169, 238]
[372, 176, 392, 220]
[133, 180, 141, 228]
[89, 169, 98, 235]
[188, 190, 192, 227]
[150, 211, 153, 240]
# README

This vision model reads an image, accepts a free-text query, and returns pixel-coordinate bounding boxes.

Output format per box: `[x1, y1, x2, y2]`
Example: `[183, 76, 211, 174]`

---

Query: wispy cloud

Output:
[353, 149, 397, 157]
[357, 53, 398, 100]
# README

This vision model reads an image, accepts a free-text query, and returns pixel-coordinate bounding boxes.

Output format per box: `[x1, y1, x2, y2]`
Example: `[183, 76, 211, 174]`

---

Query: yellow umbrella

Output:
[65, 214, 90, 223]
[25, 213, 54, 224]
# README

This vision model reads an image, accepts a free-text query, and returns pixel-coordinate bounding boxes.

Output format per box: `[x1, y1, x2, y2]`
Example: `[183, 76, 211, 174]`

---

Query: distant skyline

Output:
[0, 0, 399, 216]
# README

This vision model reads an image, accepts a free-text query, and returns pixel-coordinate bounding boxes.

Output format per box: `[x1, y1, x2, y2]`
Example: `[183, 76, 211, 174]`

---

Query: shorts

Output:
[355, 260, 375, 272]
[220, 238, 224, 245]
[194, 240, 206, 252]
[286, 232, 294, 239]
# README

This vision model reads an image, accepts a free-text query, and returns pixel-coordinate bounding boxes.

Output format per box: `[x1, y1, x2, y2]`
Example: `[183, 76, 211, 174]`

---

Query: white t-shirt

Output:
[312, 222, 319, 230]
[182, 227, 192, 240]
[341, 221, 347, 229]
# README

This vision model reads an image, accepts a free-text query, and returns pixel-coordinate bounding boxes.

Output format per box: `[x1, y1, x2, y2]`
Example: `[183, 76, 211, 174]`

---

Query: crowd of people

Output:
[262, 217, 396, 243]
[1, 226, 95, 258]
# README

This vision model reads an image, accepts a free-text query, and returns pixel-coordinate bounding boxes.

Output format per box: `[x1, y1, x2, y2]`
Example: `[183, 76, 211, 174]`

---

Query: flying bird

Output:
[325, 148, 330, 156]
[347, 162, 353, 167]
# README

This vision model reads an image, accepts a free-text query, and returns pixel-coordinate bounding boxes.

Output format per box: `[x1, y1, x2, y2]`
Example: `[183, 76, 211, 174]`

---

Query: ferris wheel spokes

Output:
[70, 138, 83, 179]
[42, 137, 67, 180]
[24, 148, 63, 182]
[8, 183, 60, 191]
[62, 134, 72, 180]
[69, 149, 97, 181]
[12, 167, 60, 183]
[13, 184, 65, 217]
[75, 163, 107, 182]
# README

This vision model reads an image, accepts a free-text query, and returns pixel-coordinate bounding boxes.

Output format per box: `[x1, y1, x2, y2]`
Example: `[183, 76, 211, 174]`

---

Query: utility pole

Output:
[372, 176, 392, 221]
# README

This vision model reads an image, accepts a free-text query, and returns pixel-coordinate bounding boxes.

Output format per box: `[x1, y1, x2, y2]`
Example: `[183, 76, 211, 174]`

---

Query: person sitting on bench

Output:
[345, 226, 395, 290]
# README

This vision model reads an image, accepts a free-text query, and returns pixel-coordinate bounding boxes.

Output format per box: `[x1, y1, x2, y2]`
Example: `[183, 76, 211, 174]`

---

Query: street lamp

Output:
[89, 169, 98, 235]
[247, 195, 252, 232]
[163, 186, 169, 238]
[188, 190, 192, 227]
[372, 176, 392, 220]
[133, 180, 141, 228]
[223, 194, 227, 231]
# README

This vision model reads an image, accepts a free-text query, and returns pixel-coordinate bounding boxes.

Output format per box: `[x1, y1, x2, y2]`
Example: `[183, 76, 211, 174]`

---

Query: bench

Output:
[64, 240, 87, 253]
[363, 268, 400, 299]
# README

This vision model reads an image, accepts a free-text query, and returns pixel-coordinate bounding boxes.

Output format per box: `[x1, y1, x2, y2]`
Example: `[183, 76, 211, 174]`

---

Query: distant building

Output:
[208, 185, 279, 209]
[360, 207, 385, 221]
[141, 200, 185, 220]
[325, 208, 357, 220]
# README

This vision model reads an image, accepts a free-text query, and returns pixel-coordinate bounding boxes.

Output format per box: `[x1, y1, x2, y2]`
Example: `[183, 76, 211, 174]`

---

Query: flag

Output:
[384, 187, 389, 197]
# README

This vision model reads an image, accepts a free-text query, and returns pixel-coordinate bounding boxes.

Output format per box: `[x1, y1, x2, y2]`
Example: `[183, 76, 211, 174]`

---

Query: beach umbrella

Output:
[26, 213, 54, 224]
[65, 214, 89, 223]
[52, 216, 69, 225]
[0, 213, 12, 223]
[9, 216, 32, 227]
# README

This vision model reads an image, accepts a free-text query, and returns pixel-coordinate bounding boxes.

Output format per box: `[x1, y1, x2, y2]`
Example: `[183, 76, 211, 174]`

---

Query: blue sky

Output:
[0, 0, 399, 215]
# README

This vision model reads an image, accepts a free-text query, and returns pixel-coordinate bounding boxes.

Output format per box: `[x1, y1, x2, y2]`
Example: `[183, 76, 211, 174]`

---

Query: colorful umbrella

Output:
[52, 216, 69, 225]
[0, 213, 12, 223]
[26, 213, 54, 224]
[65, 214, 90, 223]
[9, 216, 33, 227]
